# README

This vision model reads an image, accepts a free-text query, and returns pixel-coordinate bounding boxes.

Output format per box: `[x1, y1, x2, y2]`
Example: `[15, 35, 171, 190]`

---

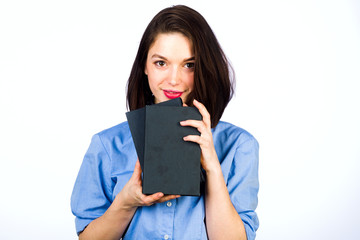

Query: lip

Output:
[163, 89, 183, 99]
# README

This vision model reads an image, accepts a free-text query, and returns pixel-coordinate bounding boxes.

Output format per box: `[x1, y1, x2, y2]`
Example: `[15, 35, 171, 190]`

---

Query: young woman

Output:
[71, 5, 259, 240]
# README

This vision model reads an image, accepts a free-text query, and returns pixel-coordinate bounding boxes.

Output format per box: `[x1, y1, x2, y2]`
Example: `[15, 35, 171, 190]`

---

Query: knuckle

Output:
[142, 200, 152, 206]
[139, 196, 148, 205]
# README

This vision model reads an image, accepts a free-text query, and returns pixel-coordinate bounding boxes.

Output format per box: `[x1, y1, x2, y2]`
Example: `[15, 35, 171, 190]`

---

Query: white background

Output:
[1, 0, 359, 239]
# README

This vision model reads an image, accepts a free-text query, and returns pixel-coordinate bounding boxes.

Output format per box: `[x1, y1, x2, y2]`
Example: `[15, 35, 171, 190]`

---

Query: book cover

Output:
[125, 98, 183, 170]
[142, 105, 202, 196]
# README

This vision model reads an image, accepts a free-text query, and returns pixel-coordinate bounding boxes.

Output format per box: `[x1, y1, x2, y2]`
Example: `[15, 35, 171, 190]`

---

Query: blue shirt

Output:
[71, 121, 259, 239]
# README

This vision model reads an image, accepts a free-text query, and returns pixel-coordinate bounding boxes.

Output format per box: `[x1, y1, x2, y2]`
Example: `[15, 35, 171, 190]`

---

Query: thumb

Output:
[131, 159, 142, 181]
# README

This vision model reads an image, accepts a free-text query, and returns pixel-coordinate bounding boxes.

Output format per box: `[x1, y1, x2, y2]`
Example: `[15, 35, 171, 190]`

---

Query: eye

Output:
[185, 62, 195, 69]
[155, 61, 166, 67]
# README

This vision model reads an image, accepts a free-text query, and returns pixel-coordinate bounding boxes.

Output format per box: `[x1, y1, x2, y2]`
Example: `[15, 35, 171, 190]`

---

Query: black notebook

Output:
[142, 105, 202, 196]
[126, 98, 203, 196]
[125, 98, 183, 170]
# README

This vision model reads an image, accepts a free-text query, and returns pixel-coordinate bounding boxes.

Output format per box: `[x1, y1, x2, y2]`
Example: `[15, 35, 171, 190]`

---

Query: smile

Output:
[163, 90, 183, 99]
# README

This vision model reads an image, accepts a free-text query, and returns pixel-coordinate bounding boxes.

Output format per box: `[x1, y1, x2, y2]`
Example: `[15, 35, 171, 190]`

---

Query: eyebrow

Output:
[151, 54, 195, 62]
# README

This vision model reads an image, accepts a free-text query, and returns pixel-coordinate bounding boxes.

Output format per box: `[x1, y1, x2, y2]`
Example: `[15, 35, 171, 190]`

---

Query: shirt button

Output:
[166, 201, 172, 207]
[164, 234, 169, 239]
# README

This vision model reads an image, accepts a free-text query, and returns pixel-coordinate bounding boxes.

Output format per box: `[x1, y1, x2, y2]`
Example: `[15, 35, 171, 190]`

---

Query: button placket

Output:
[161, 199, 176, 240]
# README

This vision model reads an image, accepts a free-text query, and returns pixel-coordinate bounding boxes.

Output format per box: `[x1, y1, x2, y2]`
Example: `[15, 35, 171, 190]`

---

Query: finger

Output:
[183, 135, 203, 144]
[156, 195, 181, 203]
[141, 192, 164, 206]
[193, 99, 211, 127]
[183, 103, 188, 107]
[180, 119, 206, 132]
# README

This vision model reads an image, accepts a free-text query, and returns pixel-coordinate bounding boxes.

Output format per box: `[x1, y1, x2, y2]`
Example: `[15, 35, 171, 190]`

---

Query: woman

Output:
[71, 5, 259, 240]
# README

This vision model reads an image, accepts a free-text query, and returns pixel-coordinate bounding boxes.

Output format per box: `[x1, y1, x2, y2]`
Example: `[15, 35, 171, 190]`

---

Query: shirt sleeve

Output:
[227, 132, 260, 240]
[70, 134, 113, 235]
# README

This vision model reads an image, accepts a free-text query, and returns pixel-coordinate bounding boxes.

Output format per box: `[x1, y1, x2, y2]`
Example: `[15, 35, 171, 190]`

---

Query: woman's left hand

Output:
[180, 99, 220, 172]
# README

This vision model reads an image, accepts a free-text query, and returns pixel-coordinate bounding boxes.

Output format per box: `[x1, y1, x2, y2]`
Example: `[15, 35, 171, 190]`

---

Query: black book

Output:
[142, 105, 202, 196]
[126, 98, 204, 196]
[125, 98, 183, 170]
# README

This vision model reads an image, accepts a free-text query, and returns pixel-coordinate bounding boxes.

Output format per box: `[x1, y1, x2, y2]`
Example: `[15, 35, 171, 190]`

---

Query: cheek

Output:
[147, 70, 167, 96]
[147, 75, 157, 92]
[145, 64, 156, 85]
[186, 73, 195, 90]
[147, 68, 162, 86]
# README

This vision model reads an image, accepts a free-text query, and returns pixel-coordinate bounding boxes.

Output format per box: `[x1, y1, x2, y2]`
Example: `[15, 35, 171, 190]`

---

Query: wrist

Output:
[204, 161, 222, 176]
[112, 191, 138, 213]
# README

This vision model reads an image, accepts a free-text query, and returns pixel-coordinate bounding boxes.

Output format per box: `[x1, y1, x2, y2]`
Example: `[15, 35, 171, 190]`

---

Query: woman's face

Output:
[145, 32, 195, 104]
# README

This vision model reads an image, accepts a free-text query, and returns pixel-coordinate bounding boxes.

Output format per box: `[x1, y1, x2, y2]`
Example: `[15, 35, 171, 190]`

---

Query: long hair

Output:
[126, 5, 234, 128]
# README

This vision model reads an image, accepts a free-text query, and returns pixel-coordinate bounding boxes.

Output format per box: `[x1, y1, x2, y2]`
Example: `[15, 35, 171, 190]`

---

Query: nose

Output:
[169, 66, 180, 86]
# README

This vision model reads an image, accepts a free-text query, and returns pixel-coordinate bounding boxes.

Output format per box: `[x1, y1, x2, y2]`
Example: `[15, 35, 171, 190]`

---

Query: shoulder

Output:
[93, 121, 134, 155]
[95, 121, 131, 143]
[91, 121, 136, 173]
[213, 121, 258, 148]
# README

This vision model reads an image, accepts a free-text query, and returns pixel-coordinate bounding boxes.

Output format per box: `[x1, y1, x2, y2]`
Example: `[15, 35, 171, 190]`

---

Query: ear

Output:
[144, 64, 148, 75]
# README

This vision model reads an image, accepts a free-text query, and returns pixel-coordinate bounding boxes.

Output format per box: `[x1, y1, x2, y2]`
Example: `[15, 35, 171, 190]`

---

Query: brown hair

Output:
[126, 5, 234, 128]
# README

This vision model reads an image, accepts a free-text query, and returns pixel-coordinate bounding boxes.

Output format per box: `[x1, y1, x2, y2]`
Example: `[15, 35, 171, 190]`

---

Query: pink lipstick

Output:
[163, 90, 183, 99]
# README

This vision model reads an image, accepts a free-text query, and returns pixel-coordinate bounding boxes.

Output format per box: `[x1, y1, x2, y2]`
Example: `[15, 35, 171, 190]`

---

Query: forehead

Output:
[148, 32, 194, 58]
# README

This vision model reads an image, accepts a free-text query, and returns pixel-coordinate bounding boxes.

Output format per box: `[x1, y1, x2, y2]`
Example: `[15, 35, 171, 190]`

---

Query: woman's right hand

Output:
[79, 159, 178, 239]
[116, 159, 181, 211]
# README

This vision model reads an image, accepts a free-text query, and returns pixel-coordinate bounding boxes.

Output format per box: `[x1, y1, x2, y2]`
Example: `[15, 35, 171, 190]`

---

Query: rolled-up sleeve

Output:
[70, 134, 113, 235]
[227, 132, 259, 240]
